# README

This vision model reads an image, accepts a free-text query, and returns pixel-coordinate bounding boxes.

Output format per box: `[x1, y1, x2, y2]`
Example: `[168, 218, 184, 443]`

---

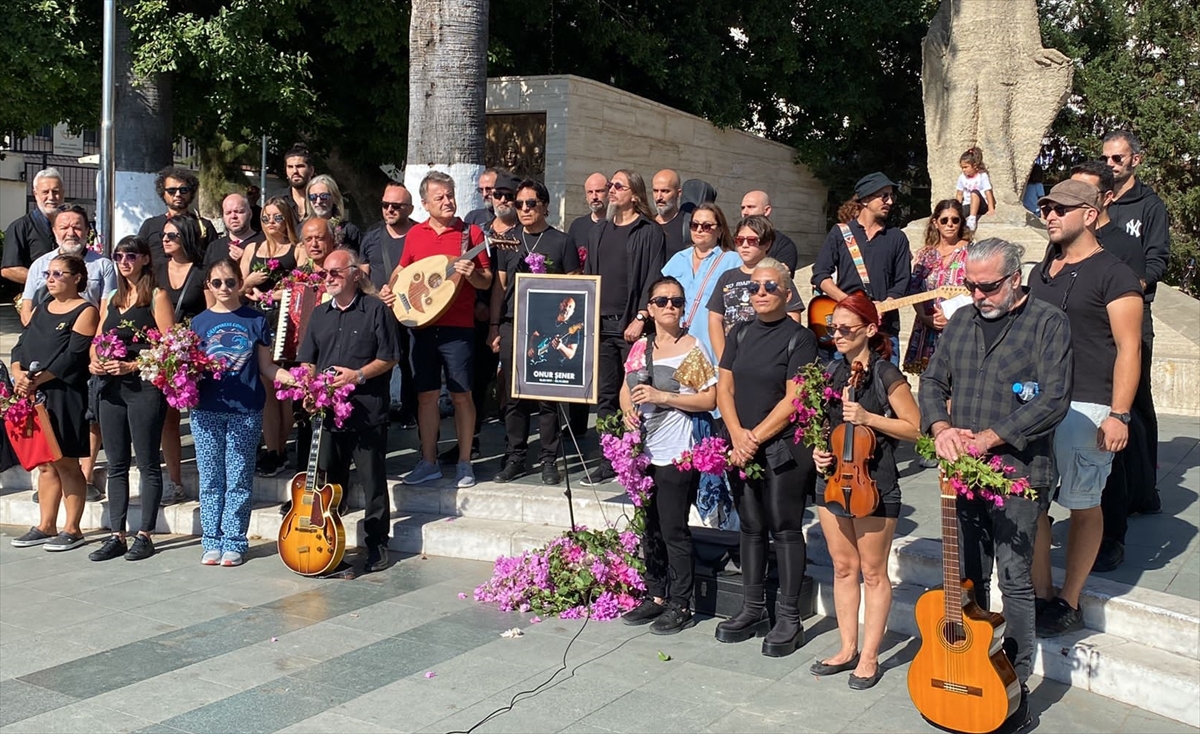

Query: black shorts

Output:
[816, 476, 902, 519]
[411, 326, 474, 394]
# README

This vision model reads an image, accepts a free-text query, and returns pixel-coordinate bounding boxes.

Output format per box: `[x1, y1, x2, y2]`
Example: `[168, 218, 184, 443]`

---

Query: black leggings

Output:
[729, 442, 816, 587]
[642, 463, 699, 604]
[98, 378, 167, 534]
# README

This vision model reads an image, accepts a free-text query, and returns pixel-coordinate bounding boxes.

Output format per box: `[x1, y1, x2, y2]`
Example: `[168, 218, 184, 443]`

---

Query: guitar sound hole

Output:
[939, 620, 971, 651]
[429, 273, 443, 288]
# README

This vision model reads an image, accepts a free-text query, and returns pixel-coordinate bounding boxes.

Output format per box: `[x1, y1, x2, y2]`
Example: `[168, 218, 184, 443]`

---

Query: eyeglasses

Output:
[43, 269, 69, 281]
[607, 181, 628, 192]
[649, 296, 686, 309]
[162, 231, 181, 243]
[322, 266, 353, 280]
[208, 277, 238, 290]
[964, 270, 1018, 294]
[937, 216, 961, 225]
[308, 192, 332, 203]
[689, 221, 718, 233]
[515, 199, 541, 210]
[112, 252, 141, 263]
[829, 323, 867, 338]
[381, 201, 409, 211]
[735, 236, 762, 247]
[164, 186, 193, 196]
[261, 213, 286, 224]
[1101, 154, 1126, 164]
[1039, 203, 1083, 218]
[492, 191, 514, 202]
[751, 280, 782, 295]
[478, 186, 494, 195]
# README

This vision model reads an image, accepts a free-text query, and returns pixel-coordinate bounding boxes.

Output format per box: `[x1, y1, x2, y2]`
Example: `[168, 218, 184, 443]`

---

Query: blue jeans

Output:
[192, 409, 262, 553]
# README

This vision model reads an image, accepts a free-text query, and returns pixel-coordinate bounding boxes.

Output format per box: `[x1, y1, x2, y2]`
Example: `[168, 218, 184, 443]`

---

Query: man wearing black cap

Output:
[1028, 179, 1143, 637]
[811, 172, 912, 362]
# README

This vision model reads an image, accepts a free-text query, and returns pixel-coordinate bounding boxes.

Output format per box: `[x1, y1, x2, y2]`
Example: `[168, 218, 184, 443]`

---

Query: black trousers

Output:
[318, 423, 390, 547]
[641, 463, 699, 603]
[98, 378, 167, 534]
[596, 329, 631, 424]
[472, 319, 499, 436]
[397, 324, 418, 414]
[498, 322, 560, 465]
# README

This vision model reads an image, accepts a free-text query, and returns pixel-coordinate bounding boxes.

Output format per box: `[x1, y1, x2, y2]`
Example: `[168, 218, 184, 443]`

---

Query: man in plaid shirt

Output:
[919, 237, 1073, 706]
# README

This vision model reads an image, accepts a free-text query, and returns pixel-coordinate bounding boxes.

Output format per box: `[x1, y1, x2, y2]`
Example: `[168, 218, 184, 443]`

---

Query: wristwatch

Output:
[1109, 411, 1131, 424]
[635, 313, 647, 323]
[356, 369, 366, 386]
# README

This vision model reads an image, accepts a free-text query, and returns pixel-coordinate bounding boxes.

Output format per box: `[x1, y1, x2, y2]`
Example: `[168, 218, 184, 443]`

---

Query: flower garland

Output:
[274, 366, 355, 428]
[133, 323, 227, 409]
[596, 413, 654, 533]
[673, 435, 764, 481]
[790, 362, 837, 452]
[916, 436, 1035, 507]
[473, 525, 644, 620]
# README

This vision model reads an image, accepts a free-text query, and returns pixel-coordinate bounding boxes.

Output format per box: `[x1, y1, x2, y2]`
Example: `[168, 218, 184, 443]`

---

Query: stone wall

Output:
[486, 75, 829, 263]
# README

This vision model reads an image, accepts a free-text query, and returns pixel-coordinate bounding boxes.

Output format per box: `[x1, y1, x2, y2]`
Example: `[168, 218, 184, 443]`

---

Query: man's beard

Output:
[58, 240, 85, 256]
[312, 202, 332, 218]
[655, 201, 677, 219]
[495, 204, 517, 225]
[38, 201, 60, 217]
[977, 287, 1020, 320]
[606, 201, 623, 220]
[589, 200, 606, 216]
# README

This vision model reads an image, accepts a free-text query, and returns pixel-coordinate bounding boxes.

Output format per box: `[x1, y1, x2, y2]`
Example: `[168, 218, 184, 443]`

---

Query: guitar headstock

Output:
[486, 233, 522, 251]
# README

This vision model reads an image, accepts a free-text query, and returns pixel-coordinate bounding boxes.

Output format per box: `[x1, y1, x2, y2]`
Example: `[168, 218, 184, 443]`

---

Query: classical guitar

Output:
[908, 471, 1021, 733]
[277, 412, 347, 576]
[808, 285, 970, 346]
[388, 232, 520, 328]
[824, 362, 879, 519]
[529, 323, 584, 366]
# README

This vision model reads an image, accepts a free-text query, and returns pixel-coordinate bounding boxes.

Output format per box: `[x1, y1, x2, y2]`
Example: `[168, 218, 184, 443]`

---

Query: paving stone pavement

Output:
[2, 532, 1196, 734]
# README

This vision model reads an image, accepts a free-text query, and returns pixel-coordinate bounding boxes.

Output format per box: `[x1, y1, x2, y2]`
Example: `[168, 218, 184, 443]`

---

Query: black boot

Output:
[715, 534, 770, 643]
[762, 536, 806, 657]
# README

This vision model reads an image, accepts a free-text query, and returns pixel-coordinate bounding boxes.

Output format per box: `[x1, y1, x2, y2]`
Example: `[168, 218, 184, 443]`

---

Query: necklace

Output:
[521, 228, 545, 255]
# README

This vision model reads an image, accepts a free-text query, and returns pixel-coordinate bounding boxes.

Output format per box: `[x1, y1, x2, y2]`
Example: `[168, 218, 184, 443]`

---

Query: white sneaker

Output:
[966, 214, 978, 231]
[201, 549, 222, 565]
[455, 461, 476, 488]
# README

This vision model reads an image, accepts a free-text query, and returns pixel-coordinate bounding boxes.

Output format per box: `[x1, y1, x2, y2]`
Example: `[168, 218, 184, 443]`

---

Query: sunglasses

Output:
[649, 296, 686, 309]
[43, 269, 70, 281]
[515, 199, 542, 210]
[261, 213, 286, 224]
[689, 221, 717, 233]
[112, 252, 141, 263]
[829, 323, 867, 338]
[163, 231, 181, 243]
[1101, 154, 1127, 164]
[1039, 203, 1083, 218]
[607, 181, 628, 192]
[308, 192, 332, 203]
[164, 186, 193, 196]
[735, 236, 763, 247]
[751, 280, 781, 295]
[381, 201, 409, 211]
[208, 277, 238, 290]
[964, 270, 1018, 294]
[478, 186, 494, 195]
[321, 266, 353, 280]
[492, 191, 514, 202]
[938, 216, 961, 225]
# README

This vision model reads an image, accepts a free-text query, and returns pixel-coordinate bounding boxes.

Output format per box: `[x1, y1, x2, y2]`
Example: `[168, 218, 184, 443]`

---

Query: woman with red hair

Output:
[808, 292, 922, 690]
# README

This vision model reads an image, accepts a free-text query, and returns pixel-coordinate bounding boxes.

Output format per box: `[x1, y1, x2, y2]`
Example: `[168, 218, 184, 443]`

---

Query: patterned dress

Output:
[903, 244, 967, 375]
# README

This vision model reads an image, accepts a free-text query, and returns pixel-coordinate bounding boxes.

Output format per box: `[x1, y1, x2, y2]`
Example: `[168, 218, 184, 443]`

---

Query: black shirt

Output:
[360, 222, 411, 291]
[825, 354, 906, 494]
[137, 213, 219, 266]
[720, 317, 818, 429]
[598, 220, 635, 315]
[567, 214, 601, 260]
[495, 226, 580, 320]
[1097, 221, 1149, 301]
[706, 266, 804, 334]
[297, 292, 402, 430]
[331, 220, 362, 253]
[204, 230, 265, 267]
[659, 214, 687, 257]
[772, 230, 800, 278]
[978, 299, 1020, 350]
[1028, 248, 1141, 405]
[155, 262, 208, 321]
[2, 211, 55, 274]
[811, 220, 912, 336]
[464, 207, 493, 228]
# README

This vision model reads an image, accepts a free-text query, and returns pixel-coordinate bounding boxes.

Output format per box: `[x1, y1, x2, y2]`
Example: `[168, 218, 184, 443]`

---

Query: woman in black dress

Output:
[88, 236, 174, 562]
[714, 257, 819, 657]
[9, 255, 99, 552]
[158, 215, 208, 504]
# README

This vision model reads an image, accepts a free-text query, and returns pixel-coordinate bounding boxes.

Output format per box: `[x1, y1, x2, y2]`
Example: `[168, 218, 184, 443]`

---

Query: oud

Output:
[388, 233, 520, 329]
[277, 412, 346, 576]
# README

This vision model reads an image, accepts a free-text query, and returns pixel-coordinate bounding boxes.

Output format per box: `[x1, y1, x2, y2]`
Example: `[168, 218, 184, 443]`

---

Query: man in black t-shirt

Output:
[270, 144, 315, 217]
[136, 166, 218, 266]
[1028, 180, 1143, 637]
[1, 168, 62, 286]
[563, 172, 609, 436]
[653, 169, 687, 257]
[739, 190, 798, 277]
[205, 194, 264, 267]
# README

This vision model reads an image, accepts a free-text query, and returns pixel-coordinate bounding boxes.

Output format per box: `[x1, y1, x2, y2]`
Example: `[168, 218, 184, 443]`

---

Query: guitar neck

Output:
[305, 413, 324, 492]
[444, 236, 516, 278]
[877, 287, 968, 314]
[939, 476, 963, 624]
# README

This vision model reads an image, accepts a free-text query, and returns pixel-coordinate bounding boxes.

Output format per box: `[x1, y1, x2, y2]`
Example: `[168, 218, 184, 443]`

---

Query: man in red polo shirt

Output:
[393, 171, 492, 488]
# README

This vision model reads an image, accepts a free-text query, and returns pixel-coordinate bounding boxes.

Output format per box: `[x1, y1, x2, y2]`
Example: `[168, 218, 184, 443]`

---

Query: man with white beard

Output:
[19, 206, 117, 325]
[653, 169, 687, 256]
[2, 168, 63, 286]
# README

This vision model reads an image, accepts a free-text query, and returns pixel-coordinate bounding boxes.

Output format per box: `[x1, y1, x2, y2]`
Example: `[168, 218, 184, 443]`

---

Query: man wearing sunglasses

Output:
[2, 168, 62, 287]
[136, 166, 217, 266]
[463, 168, 501, 228]
[204, 194, 265, 267]
[1028, 179, 1144, 637]
[1102, 130, 1170, 302]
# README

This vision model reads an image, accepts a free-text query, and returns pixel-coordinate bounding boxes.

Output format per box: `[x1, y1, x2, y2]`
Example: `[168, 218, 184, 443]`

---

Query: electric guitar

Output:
[388, 232, 520, 328]
[529, 323, 584, 366]
[277, 412, 346, 576]
[908, 472, 1021, 733]
[808, 285, 969, 346]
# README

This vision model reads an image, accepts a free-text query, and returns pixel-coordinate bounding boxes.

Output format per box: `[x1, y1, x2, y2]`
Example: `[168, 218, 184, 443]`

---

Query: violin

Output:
[824, 361, 880, 518]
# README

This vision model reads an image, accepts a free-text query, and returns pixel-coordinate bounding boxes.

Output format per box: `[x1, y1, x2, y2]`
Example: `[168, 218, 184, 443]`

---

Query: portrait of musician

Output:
[526, 297, 581, 367]
[296, 248, 400, 574]
[919, 237, 1073, 712]
[808, 292, 921, 690]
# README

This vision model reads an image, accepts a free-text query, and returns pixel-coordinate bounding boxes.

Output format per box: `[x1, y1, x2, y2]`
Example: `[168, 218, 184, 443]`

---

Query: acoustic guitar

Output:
[808, 285, 969, 347]
[388, 232, 520, 328]
[824, 362, 879, 518]
[908, 471, 1021, 733]
[277, 412, 346, 576]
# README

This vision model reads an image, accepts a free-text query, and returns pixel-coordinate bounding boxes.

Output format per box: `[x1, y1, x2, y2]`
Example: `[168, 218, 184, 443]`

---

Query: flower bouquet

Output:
[790, 362, 837, 452]
[134, 323, 226, 409]
[274, 366, 355, 428]
[474, 525, 644, 620]
[673, 435, 764, 480]
[596, 413, 654, 532]
[92, 329, 127, 363]
[916, 436, 1035, 507]
[523, 252, 553, 274]
[0, 380, 34, 426]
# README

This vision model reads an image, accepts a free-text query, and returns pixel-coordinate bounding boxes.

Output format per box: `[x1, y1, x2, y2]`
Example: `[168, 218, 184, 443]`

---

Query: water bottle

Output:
[1013, 381, 1039, 403]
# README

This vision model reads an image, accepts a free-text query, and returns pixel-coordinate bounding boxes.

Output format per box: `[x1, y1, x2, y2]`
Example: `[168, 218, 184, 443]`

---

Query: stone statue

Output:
[921, 0, 1073, 224]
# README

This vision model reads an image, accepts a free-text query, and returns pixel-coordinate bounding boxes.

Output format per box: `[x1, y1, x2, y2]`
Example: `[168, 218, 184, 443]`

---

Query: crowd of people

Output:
[1, 131, 1171, 704]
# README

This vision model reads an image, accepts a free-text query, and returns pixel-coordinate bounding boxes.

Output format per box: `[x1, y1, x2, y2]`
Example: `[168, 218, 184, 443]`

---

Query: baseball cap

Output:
[493, 174, 522, 194]
[854, 172, 899, 200]
[1038, 179, 1101, 210]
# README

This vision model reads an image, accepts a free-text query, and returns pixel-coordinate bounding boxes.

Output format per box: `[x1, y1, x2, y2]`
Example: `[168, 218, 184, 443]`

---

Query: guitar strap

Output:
[838, 223, 872, 287]
[681, 252, 724, 330]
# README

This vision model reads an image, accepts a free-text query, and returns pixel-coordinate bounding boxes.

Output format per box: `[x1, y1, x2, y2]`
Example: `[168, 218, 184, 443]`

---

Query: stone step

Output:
[807, 564, 1200, 728]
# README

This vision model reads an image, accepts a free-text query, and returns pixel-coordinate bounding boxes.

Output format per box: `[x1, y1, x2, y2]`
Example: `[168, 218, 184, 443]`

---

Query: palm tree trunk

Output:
[404, 0, 489, 222]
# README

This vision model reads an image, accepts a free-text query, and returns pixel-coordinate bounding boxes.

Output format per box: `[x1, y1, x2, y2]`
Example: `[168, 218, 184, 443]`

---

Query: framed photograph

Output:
[511, 273, 600, 404]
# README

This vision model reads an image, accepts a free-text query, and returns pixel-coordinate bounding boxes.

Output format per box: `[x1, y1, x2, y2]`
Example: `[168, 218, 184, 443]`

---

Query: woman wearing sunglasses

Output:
[808, 292, 921, 689]
[715, 257, 818, 657]
[9, 255, 99, 552]
[661, 203, 741, 359]
[158, 214, 209, 505]
[903, 199, 971, 376]
[189, 259, 296, 566]
[617, 276, 719, 635]
[242, 197, 302, 478]
[88, 236, 174, 562]
[706, 215, 804, 363]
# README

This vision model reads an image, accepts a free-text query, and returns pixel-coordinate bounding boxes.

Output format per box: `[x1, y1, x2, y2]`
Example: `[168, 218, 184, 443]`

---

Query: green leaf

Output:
[657, 650, 671, 662]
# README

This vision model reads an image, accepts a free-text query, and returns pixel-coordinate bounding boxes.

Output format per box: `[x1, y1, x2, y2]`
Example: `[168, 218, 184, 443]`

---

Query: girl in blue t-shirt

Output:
[190, 259, 296, 566]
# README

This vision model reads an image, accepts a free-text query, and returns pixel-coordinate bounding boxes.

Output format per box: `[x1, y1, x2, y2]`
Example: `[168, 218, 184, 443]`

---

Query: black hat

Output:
[854, 172, 899, 200]
[494, 174, 522, 194]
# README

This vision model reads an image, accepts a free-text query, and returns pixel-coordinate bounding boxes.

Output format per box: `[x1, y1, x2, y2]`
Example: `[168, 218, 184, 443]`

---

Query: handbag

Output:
[5, 400, 63, 470]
